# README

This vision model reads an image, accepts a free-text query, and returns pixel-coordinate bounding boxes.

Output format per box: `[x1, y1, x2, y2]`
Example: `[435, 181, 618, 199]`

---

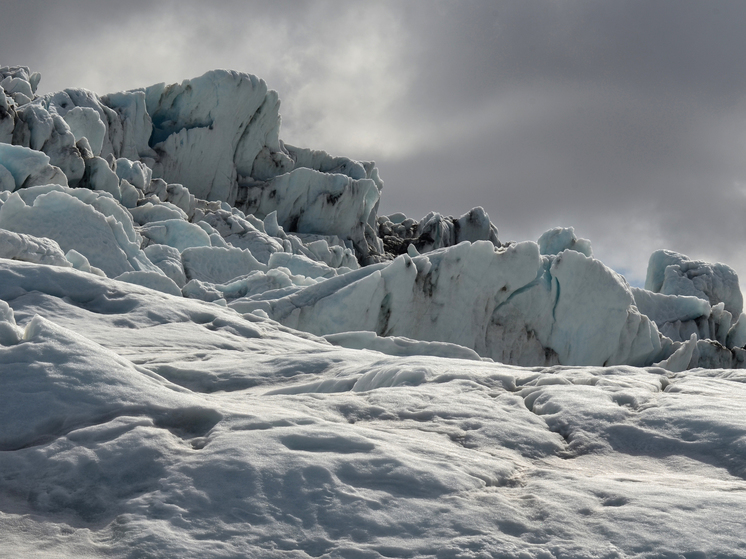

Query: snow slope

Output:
[2, 64, 746, 557]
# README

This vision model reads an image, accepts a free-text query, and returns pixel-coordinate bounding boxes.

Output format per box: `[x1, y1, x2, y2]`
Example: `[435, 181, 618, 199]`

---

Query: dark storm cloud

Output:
[397, 1, 746, 112]
[2, 1, 746, 284]
[373, 1, 746, 284]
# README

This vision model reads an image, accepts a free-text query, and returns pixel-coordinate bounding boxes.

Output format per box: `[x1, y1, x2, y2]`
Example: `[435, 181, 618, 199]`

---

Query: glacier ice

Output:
[3, 63, 746, 557]
[140, 218, 212, 251]
[646, 248, 743, 316]
[143, 243, 186, 287]
[537, 225, 592, 257]
[115, 270, 182, 296]
[64, 247, 104, 276]
[1, 258, 746, 557]
[0, 190, 139, 277]
[79, 155, 121, 199]
[144, 70, 277, 202]
[378, 206, 500, 257]
[0, 67, 746, 372]
[324, 330, 486, 361]
[3, 64, 746, 370]
[181, 245, 267, 284]
[62, 106, 106, 156]
[0, 143, 67, 189]
[0, 228, 71, 267]
[237, 166, 382, 259]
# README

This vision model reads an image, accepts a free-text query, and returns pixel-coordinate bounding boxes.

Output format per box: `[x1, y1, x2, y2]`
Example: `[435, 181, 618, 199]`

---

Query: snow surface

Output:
[2, 260, 746, 558]
[2, 64, 746, 557]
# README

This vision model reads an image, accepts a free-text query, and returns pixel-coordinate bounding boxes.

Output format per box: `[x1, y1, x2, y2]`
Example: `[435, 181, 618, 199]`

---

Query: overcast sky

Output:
[3, 0, 746, 286]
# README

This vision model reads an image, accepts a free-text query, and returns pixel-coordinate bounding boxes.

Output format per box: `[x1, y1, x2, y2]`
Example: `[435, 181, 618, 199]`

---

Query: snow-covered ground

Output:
[2, 64, 746, 557]
[2, 260, 746, 558]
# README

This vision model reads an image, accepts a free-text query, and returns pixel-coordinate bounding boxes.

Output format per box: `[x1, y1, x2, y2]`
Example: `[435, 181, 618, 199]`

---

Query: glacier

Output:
[1, 64, 746, 557]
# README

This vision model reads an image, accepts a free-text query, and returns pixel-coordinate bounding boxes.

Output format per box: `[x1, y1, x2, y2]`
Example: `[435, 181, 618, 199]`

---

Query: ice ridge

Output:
[1, 64, 745, 370]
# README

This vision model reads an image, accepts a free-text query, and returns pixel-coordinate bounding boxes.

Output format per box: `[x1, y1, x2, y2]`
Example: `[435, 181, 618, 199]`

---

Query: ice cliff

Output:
[1, 63, 745, 371]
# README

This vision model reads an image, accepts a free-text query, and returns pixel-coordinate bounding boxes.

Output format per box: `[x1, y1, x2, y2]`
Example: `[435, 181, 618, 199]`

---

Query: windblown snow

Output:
[1, 64, 745, 558]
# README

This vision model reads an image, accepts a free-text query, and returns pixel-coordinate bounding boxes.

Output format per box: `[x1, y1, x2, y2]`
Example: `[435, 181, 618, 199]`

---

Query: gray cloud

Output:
[3, 0, 746, 286]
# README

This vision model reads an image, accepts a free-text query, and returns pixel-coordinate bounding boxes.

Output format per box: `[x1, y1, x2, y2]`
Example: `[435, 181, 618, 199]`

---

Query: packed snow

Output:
[1, 64, 745, 557]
